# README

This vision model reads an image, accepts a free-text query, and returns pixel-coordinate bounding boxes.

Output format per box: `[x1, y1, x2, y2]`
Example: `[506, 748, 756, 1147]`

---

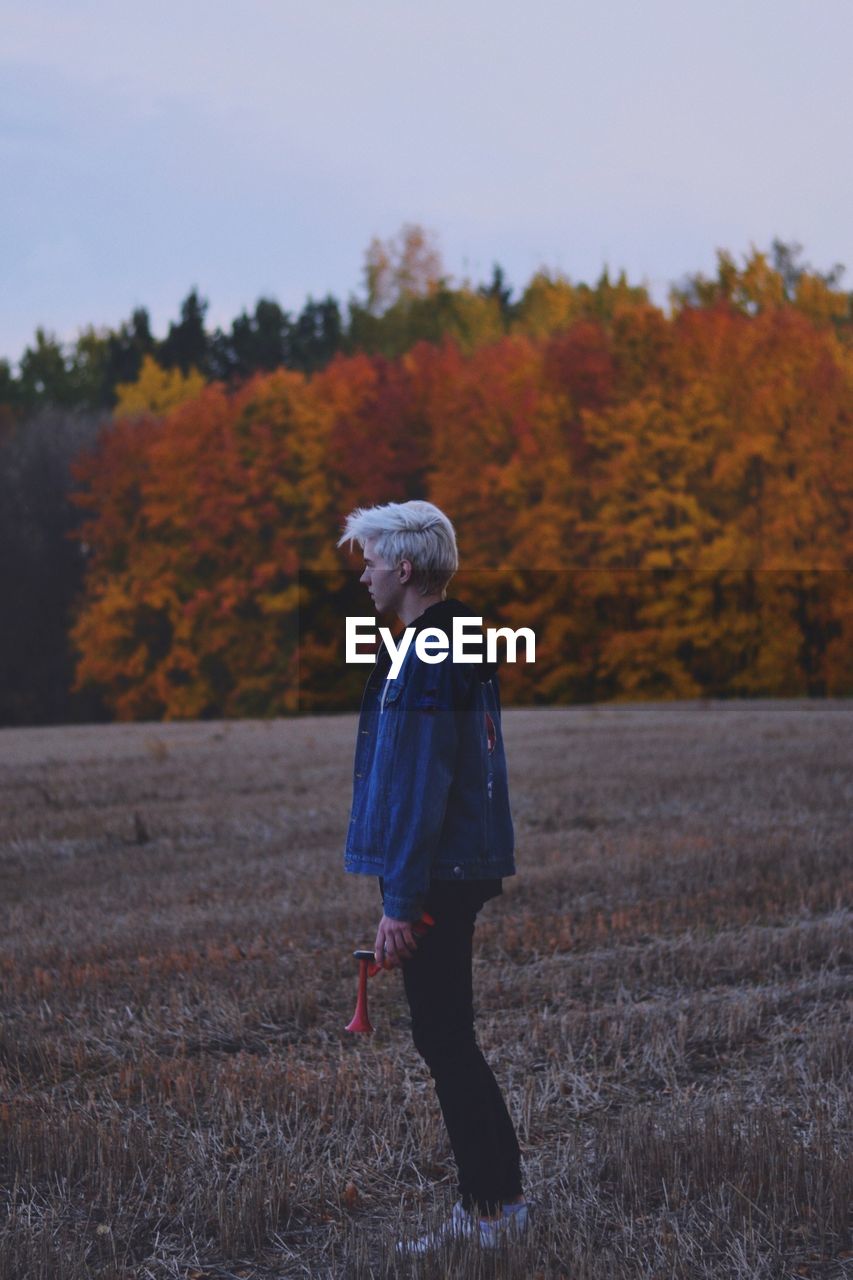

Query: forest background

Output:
[1, 228, 851, 727]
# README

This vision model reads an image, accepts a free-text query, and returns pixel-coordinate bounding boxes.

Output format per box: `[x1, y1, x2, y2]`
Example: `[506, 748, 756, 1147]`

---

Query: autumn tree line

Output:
[1, 231, 851, 725]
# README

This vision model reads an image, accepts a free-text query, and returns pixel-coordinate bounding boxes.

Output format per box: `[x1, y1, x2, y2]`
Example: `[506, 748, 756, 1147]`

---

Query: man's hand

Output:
[374, 913, 419, 968]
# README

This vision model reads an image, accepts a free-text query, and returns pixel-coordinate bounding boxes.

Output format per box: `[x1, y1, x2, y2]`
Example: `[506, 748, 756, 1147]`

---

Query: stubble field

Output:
[0, 700, 850, 1279]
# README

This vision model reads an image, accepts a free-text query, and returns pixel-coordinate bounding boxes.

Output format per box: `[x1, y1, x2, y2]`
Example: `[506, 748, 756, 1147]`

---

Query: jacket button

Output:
[355, 771, 363, 779]
[452, 865, 463, 878]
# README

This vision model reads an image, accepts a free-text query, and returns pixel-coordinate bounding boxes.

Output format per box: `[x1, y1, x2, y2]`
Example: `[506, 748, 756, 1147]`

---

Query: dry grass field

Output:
[0, 700, 850, 1279]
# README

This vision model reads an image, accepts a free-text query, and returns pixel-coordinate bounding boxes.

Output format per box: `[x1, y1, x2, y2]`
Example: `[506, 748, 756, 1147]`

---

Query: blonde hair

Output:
[337, 500, 459, 597]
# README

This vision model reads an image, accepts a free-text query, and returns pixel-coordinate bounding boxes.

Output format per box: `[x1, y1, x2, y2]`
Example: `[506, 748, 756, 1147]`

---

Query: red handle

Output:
[345, 910, 437, 1034]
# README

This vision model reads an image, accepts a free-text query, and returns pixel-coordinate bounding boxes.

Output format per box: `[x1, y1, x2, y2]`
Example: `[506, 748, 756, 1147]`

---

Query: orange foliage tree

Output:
[70, 372, 341, 718]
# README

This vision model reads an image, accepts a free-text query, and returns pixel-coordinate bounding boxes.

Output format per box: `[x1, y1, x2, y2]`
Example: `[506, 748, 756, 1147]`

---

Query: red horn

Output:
[345, 953, 374, 1034]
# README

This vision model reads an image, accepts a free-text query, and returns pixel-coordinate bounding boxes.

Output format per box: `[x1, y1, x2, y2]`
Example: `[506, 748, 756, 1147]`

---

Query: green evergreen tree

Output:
[159, 289, 211, 375]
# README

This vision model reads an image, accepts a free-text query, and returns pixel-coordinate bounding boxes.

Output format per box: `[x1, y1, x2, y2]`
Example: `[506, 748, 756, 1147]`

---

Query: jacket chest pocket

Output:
[379, 677, 404, 714]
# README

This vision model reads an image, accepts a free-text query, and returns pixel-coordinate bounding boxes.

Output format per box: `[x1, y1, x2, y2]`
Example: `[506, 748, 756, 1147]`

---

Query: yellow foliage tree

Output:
[513, 271, 581, 339]
[114, 355, 206, 416]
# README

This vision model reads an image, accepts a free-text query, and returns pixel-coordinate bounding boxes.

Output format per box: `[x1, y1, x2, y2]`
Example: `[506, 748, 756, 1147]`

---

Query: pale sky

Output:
[2, 0, 851, 363]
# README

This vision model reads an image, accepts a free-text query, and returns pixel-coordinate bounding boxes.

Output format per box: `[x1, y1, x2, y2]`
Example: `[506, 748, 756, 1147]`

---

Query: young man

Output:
[337, 499, 531, 1252]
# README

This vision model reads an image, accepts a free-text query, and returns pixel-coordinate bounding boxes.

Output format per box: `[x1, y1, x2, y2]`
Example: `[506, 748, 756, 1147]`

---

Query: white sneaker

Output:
[395, 1199, 532, 1254]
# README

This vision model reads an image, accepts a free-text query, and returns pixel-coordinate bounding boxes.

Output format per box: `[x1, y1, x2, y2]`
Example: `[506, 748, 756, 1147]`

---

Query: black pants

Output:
[379, 877, 522, 1216]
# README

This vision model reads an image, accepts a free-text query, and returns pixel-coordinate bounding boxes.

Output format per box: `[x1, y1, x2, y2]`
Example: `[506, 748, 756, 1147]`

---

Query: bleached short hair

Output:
[337, 500, 459, 597]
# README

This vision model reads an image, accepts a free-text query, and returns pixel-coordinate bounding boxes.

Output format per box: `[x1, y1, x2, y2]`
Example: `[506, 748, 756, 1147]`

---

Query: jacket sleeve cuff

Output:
[381, 890, 423, 923]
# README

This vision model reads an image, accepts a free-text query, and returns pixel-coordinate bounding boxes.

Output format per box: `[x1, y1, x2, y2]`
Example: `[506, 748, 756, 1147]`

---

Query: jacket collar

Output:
[395, 596, 499, 680]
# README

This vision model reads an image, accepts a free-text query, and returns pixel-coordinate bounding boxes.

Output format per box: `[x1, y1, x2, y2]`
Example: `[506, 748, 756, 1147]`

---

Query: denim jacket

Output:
[344, 597, 516, 921]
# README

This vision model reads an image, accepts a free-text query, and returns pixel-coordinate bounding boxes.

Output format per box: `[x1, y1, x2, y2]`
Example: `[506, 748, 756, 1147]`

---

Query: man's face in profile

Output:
[359, 536, 404, 618]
